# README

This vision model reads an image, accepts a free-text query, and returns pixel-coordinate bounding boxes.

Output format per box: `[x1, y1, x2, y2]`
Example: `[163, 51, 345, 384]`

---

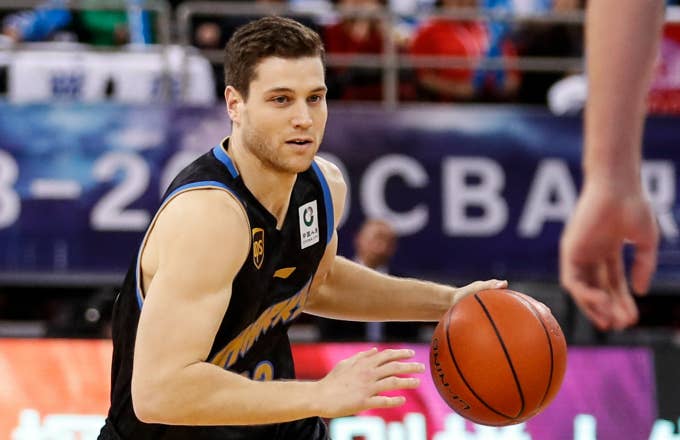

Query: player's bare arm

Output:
[305, 157, 507, 322]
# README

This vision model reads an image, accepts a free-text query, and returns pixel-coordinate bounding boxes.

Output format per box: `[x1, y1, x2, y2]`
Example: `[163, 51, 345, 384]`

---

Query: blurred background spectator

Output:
[2, 0, 155, 46]
[187, 0, 322, 98]
[323, 0, 386, 100]
[409, 0, 520, 102]
[354, 218, 397, 272]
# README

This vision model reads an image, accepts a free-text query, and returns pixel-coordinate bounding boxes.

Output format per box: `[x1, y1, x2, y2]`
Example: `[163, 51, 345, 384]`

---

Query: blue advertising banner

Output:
[0, 104, 678, 286]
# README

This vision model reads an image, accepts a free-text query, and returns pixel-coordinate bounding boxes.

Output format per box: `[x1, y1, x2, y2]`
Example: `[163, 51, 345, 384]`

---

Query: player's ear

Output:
[225, 86, 243, 124]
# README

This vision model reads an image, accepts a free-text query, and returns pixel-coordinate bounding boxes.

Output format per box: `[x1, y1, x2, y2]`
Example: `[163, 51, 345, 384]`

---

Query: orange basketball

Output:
[430, 289, 567, 426]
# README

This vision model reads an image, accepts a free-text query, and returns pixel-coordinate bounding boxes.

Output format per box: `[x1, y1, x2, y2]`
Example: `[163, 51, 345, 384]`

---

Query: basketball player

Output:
[98, 17, 507, 439]
[560, 0, 665, 331]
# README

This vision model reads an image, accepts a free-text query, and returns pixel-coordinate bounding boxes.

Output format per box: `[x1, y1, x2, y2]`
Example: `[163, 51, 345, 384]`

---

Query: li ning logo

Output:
[298, 200, 319, 249]
[252, 228, 264, 269]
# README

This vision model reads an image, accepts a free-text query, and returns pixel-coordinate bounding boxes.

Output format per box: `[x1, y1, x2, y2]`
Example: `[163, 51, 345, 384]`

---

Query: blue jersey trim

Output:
[135, 180, 242, 309]
[135, 285, 143, 309]
[163, 180, 235, 201]
[311, 161, 335, 245]
[212, 145, 239, 178]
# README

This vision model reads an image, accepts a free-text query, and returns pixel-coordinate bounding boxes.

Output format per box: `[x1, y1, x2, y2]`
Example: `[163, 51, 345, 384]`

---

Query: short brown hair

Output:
[224, 16, 325, 100]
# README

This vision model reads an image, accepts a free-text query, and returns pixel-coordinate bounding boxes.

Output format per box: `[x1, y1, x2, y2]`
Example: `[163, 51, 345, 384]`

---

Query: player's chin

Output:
[288, 150, 318, 171]
[281, 157, 315, 174]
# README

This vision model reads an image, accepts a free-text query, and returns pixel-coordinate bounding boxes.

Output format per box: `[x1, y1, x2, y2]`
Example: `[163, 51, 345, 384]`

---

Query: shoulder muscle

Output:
[151, 188, 250, 296]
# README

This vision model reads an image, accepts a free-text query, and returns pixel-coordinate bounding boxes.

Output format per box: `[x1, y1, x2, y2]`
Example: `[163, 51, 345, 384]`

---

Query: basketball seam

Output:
[508, 292, 555, 410]
[474, 293, 526, 419]
[443, 295, 513, 423]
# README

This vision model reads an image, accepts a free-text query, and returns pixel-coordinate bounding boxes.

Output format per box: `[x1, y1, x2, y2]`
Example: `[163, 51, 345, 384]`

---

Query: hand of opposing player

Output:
[560, 183, 658, 330]
[315, 348, 424, 418]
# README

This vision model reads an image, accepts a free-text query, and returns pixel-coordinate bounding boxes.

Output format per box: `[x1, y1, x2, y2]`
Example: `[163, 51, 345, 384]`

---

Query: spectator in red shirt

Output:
[409, 0, 519, 102]
[323, 0, 386, 100]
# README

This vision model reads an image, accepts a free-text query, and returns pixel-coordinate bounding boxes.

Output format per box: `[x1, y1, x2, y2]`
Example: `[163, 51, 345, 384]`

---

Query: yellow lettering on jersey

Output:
[252, 361, 274, 381]
[210, 277, 312, 369]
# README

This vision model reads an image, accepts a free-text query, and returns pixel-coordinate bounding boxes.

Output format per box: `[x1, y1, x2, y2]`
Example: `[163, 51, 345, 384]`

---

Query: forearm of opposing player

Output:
[583, 0, 664, 186]
[133, 362, 321, 425]
[306, 256, 454, 322]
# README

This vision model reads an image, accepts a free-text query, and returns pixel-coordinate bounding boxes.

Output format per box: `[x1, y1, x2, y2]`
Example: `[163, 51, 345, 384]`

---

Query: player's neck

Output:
[227, 139, 296, 228]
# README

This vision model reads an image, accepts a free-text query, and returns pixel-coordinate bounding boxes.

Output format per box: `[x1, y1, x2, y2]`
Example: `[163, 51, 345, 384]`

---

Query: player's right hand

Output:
[315, 347, 424, 418]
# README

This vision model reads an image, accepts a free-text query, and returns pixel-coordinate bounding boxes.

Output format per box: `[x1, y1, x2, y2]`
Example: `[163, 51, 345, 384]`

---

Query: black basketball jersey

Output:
[101, 140, 333, 440]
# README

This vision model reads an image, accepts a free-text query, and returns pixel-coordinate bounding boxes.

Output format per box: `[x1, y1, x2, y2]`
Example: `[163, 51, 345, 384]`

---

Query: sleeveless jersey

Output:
[101, 140, 333, 439]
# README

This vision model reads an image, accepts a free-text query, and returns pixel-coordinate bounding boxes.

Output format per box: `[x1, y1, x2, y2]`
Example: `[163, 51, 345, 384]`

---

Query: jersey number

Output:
[251, 361, 274, 381]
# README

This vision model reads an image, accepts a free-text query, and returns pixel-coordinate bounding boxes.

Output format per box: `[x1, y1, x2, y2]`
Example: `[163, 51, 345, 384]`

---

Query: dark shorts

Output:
[98, 419, 123, 440]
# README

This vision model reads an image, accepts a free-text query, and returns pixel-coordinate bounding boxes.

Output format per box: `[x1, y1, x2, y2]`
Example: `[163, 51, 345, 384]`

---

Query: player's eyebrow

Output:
[264, 86, 328, 94]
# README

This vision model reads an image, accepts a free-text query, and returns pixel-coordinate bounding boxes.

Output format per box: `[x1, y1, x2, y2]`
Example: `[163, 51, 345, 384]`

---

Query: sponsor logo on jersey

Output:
[252, 228, 264, 269]
[298, 200, 319, 249]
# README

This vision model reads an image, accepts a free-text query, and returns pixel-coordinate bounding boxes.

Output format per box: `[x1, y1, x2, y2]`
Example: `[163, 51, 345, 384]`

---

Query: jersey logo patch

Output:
[298, 200, 320, 249]
[252, 228, 265, 269]
[274, 267, 296, 279]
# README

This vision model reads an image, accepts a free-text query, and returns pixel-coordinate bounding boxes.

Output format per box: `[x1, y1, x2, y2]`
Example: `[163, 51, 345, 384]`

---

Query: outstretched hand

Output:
[560, 184, 658, 330]
[316, 348, 424, 419]
[452, 279, 509, 306]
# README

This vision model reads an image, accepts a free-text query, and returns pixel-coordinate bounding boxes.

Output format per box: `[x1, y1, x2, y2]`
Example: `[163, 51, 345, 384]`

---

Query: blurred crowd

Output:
[1, 0, 680, 110]
[0, 0, 600, 107]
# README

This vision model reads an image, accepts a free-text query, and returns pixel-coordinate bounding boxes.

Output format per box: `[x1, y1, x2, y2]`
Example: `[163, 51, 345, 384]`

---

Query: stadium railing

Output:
[176, 1, 587, 109]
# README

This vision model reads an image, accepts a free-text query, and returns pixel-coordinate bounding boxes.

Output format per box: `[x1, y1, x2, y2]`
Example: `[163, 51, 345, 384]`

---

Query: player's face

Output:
[238, 56, 327, 174]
